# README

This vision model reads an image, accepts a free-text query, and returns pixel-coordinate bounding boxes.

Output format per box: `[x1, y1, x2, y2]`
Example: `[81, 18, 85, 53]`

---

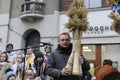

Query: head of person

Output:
[102, 72, 120, 80]
[6, 68, 16, 80]
[27, 47, 33, 55]
[16, 53, 24, 63]
[26, 68, 36, 79]
[0, 52, 8, 62]
[58, 32, 71, 48]
[44, 45, 51, 53]
[6, 44, 13, 52]
[35, 51, 44, 63]
[103, 59, 113, 66]
[7, 75, 16, 80]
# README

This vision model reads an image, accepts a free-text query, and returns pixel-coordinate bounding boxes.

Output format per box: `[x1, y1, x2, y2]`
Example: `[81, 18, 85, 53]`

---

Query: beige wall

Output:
[10, 0, 24, 18]
[44, 0, 60, 15]
[0, 0, 11, 14]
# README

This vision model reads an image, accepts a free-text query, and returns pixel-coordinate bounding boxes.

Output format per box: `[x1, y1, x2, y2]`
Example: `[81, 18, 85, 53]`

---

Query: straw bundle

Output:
[65, 0, 89, 75]
[106, 0, 119, 6]
[107, 0, 120, 34]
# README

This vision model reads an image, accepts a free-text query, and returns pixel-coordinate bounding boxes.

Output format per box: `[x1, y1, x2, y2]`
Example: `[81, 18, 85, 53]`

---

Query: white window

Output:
[84, 0, 101, 8]
[37, 0, 43, 2]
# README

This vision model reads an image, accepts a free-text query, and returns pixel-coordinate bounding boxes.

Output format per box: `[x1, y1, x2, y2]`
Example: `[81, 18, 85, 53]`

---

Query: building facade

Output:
[0, 0, 120, 75]
[0, 0, 60, 53]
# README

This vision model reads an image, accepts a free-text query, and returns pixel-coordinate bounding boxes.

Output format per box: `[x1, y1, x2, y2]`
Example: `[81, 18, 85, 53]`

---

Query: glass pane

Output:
[102, 45, 120, 71]
[82, 45, 96, 60]
[84, 0, 89, 8]
[90, 0, 101, 8]
[84, 0, 101, 8]
[37, 0, 43, 2]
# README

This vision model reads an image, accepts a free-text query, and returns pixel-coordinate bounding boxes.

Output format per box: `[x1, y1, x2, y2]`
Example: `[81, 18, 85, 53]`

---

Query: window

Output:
[102, 44, 120, 71]
[60, 0, 108, 11]
[83, 45, 96, 60]
[25, 0, 43, 2]
[38, 0, 43, 2]
[84, 0, 108, 8]
[84, 0, 101, 8]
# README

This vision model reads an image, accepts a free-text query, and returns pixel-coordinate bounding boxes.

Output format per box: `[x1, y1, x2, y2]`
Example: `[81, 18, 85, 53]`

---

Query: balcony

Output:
[20, 1, 45, 22]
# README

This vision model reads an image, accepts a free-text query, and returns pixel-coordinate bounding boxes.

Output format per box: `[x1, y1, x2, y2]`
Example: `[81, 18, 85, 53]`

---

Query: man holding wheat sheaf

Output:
[46, 0, 91, 79]
[45, 32, 90, 80]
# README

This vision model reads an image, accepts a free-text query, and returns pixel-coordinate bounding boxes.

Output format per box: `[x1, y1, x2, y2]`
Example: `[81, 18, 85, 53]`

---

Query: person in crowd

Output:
[0, 52, 12, 80]
[26, 67, 39, 80]
[34, 51, 44, 80]
[45, 32, 90, 80]
[26, 47, 35, 68]
[12, 53, 25, 80]
[44, 45, 51, 62]
[6, 43, 17, 64]
[6, 68, 17, 80]
[81, 55, 92, 80]
[44, 45, 53, 80]
[102, 72, 120, 80]
[96, 59, 119, 80]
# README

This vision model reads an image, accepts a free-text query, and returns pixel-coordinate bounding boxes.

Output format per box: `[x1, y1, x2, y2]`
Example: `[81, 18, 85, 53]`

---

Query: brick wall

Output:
[60, 0, 73, 11]
[60, 0, 108, 11]
[102, 0, 109, 7]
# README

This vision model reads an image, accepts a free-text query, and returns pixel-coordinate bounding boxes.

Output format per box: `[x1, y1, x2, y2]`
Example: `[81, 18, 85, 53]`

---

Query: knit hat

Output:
[6, 68, 16, 80]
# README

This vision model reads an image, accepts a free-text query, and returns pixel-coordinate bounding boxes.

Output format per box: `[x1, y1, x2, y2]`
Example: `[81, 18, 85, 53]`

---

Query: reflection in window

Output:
[102, 45, 120, 71]
[83, 45, 96, 60]
[84, 0, 101, 8]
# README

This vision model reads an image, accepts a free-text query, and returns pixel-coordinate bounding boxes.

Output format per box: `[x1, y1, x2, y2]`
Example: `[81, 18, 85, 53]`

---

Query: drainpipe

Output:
[7, 0, 12, 43]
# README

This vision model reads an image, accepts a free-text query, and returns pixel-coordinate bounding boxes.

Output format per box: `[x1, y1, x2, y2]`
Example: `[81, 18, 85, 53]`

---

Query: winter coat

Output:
[96, 64, 119, 80]
[46, 44, 90, 80]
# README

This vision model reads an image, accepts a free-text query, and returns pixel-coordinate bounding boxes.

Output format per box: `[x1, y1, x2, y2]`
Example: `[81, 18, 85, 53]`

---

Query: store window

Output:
[82, 45, 97, 77]
[82, 45, 96, 60]
[102, 44, 120, 71]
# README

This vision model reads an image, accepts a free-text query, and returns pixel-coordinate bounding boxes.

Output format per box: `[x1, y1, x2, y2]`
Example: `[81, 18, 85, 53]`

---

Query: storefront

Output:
[59, 8, 120, 75]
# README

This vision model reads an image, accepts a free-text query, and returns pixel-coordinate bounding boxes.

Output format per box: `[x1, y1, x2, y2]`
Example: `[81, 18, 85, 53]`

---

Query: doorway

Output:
[25, 30, 40, 54]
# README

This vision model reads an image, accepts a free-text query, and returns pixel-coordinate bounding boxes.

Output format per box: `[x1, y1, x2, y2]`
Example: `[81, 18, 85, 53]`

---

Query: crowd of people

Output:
[0, 43, 52, 80]
[0, 32, 120, 80]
